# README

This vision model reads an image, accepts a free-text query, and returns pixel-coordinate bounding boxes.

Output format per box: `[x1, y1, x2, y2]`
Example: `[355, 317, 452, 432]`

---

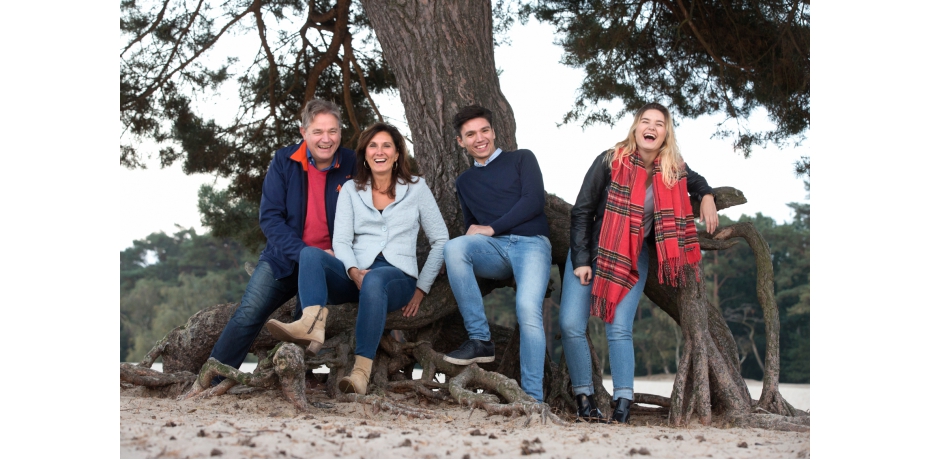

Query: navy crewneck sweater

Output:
[455, 149, 550, 237]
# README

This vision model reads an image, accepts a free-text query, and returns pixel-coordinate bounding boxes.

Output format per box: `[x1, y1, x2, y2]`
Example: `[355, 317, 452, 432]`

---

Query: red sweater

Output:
[302, 167, 332, 250]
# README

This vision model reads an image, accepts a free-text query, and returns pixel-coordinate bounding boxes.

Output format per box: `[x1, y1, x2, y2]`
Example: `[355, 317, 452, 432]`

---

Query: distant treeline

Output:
[120, 204, 809, 383]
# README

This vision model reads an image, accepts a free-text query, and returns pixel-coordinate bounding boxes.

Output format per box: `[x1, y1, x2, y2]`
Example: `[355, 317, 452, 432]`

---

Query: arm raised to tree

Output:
[690, 186, 746, 218]
[684, 163, 715, 201]
[684, 164, 718, 233]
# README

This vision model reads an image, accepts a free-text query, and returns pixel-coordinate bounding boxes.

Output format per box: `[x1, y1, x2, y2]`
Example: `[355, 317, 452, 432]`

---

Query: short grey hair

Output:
[300, 99, 342, 130]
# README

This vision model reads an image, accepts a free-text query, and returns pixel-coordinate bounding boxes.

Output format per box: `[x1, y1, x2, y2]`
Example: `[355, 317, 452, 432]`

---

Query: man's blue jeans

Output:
[559, 245, 649, 401]
[209, 248, 348, 374]
[208, 258, 300, 377]
[298, 248, 416, 359]
[443, 234, 552, 402]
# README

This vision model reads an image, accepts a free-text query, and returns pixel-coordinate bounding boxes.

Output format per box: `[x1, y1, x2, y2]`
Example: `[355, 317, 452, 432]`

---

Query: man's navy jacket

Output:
[258, 142, 357, 279]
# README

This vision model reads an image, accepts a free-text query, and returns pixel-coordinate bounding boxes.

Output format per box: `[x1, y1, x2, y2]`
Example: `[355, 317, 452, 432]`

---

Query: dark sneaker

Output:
[443, 339, 495, 365]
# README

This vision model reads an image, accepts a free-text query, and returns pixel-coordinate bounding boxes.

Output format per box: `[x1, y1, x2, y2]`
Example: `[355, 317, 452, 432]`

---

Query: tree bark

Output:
[360, 0, 518, 238]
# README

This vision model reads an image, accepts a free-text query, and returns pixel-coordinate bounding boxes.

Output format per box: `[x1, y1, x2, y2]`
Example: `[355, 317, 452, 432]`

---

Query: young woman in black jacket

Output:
[560, 103, 719, 424]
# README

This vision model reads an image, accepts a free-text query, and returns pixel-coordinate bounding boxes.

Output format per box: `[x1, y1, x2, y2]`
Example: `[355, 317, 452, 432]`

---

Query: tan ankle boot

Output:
[265, 305, 328, 354]
[338, 355, 373, 395]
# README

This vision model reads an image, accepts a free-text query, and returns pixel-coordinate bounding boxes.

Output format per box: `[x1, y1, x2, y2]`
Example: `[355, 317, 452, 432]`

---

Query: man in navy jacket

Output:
[208, 99, 357, 382]
[442, 105, 552, 402]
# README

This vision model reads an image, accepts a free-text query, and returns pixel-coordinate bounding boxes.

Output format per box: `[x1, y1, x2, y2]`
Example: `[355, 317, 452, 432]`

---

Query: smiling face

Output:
[365, 131, 399, 176]
[634, 109, 667, 156]
[299, 113, 341, 170]
[456, 117, 497, 164]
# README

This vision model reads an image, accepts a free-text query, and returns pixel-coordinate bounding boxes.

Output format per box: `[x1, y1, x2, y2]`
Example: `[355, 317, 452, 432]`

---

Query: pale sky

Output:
[119, 19, 809, 253]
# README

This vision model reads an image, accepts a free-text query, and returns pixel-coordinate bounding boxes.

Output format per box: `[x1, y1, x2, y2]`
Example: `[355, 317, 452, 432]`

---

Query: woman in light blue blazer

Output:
[329, 123, 448, 395]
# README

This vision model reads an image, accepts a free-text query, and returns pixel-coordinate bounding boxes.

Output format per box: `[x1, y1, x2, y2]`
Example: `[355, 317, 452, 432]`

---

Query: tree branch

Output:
[121, 0, 172, 57]
[122, 0, 258, 112]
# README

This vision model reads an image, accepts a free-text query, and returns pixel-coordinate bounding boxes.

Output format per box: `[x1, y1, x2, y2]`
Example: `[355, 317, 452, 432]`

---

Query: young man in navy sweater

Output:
[442, 105, 552, 402]
[201, 99, 358, 389]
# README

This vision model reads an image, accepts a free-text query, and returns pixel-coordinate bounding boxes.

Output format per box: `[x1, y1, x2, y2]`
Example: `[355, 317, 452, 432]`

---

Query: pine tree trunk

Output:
[360, 0, 517, 238]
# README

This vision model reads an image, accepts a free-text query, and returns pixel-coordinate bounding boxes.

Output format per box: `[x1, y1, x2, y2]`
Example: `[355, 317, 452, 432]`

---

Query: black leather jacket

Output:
[570, 150, 715, 269]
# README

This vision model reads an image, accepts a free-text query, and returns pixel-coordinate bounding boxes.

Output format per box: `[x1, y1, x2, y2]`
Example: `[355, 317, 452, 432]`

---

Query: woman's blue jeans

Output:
[298, 247, 416, 359]
[559, 244, 649, 401]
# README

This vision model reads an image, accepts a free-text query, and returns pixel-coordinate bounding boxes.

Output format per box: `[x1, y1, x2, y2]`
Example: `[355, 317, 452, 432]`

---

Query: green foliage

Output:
[780, 315, 810, 383]
[120, 228, 258, 361]
[523, 0, 810, 155]
[197, 184, 263, 252]
[632, 297, 682, 376]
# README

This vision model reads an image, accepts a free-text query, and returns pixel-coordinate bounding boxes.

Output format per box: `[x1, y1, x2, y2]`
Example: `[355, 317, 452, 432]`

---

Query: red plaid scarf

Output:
[589, 149, 702, 323]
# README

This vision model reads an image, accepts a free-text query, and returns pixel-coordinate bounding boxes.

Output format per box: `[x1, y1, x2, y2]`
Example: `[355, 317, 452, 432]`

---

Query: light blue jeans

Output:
[443, 234, 552, 402]
[559, 244, 649, 401]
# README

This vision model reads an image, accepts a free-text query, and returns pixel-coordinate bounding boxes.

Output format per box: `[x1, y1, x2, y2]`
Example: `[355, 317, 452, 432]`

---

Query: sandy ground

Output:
[121, 370, 810, 458]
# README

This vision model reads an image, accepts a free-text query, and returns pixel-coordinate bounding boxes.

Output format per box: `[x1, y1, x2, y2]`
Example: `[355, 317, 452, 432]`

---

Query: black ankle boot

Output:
[574, 394, 607, 423]
[612, 397, 632, 424]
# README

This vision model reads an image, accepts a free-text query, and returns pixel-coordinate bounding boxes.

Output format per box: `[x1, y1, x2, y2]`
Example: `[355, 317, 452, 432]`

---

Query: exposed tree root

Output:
[634, 393, 671, 407]
[630, 404, 670, 414]
[713, 222, 799, 417]
[272, 343, 309, 411]
[447, 364, 566, 425]
[138, 331, 175, 368]
[120, 362, 195, 387]
[728, 414, 811, 432]
[176, 342, 309, 411]
[337, 393, 441, 419]
[384, 380, 453, 403]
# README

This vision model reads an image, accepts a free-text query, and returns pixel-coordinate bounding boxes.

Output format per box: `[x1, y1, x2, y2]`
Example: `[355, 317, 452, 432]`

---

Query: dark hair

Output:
[452, 105, 493, 137]
[353, 123, 418, 198]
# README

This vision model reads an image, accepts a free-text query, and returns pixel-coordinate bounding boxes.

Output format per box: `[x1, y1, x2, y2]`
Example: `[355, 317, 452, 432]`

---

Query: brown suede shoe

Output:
[265, 305, 328, 354]
[338, 356, 373, 395]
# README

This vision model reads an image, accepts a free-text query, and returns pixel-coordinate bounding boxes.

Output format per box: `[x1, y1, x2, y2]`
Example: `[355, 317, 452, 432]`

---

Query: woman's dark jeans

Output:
[298, 247, 416, 359]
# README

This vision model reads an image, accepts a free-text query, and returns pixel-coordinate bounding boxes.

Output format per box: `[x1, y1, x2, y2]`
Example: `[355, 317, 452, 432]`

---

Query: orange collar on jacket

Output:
[289, 141, 341, 172]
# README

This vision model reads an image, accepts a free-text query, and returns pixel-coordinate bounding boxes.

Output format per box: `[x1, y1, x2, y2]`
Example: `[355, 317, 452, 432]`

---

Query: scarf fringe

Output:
[589, 295, 617, 324]
[656, 245, 702, 287]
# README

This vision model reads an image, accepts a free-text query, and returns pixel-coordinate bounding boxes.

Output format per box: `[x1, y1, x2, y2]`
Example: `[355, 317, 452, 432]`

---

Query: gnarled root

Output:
[729, 414, 811, 432]
[337, 393, 441, 419]
[273, 343, 309, 411]
[448, 364, 566, 425]
[120, 362, 196, 397]
[631, 393, 671, 414]
[755, 390, 802, 417]
[385, 380, 453, 403]
[120, 362, 195, 387]
[713, 222, 798, 418]
[177, 342, 305, 408]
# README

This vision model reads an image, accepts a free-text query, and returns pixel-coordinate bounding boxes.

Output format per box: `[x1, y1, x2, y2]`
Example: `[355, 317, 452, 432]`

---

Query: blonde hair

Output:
[606, 103, 685, 188]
